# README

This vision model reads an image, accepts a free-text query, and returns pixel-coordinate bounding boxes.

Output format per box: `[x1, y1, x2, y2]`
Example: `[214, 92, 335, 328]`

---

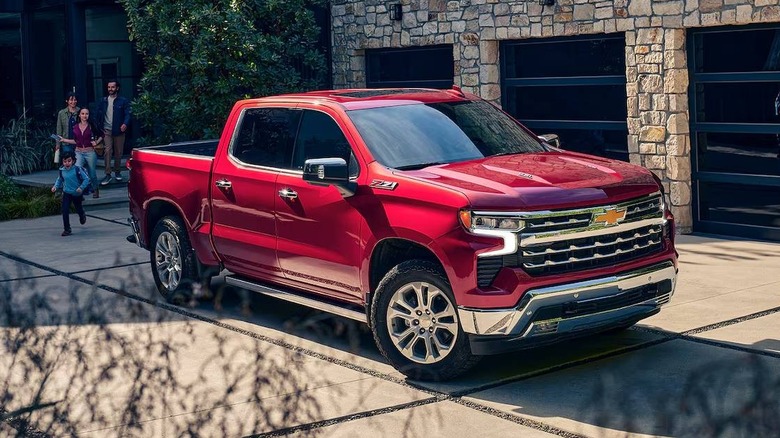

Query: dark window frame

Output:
[366, 44, 454, 89]
[689, 24, 780, 241]
[292, 109, 359, 178]
[228, 106, 300, 169]
[500, 33, 629, 162]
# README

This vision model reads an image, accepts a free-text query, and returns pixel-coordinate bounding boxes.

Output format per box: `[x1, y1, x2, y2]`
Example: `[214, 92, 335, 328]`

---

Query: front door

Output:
[210, 105, 300, 279]
[275, 108, 364, 302]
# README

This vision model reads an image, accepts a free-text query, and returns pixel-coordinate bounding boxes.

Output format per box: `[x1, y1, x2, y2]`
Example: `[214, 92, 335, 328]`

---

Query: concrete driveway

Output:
[1, 206, 778, 437]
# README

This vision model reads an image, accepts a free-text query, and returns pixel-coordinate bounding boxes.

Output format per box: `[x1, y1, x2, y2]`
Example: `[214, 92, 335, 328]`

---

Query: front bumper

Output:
[458, 262, 676, 355]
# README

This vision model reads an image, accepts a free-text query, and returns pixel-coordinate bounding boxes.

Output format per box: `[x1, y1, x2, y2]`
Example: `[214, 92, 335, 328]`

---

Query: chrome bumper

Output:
[128, 217, 143, 248]
[458, 262, 676, 337]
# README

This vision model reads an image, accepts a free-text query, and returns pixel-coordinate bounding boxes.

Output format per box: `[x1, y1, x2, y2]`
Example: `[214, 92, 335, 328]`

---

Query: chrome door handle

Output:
[278, 188, 298, 200]
[215, 179, 232, 189]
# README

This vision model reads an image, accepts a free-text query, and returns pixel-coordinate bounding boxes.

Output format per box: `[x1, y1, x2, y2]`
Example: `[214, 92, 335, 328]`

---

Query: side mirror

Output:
[303, 157, 356, 197]
[538, 134, 561, 148]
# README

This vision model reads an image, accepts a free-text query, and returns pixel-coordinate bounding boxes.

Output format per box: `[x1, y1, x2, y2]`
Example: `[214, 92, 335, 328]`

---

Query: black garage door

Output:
[689, 25, 780, 241]
[366, 45, 453, 89]
[501, 34, 628, 162]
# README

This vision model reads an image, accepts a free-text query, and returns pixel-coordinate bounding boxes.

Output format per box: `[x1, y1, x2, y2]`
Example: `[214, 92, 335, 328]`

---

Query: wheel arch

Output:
[366, 238, 446, 320]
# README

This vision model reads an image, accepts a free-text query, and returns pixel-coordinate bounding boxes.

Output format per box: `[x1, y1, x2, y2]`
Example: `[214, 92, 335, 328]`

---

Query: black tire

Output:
[370, 260, 481, 381]
[150, 216, 199, 304]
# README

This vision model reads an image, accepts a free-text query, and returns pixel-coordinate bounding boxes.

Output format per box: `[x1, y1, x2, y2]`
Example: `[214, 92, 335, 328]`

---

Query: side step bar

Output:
[225, 276, 367, 323]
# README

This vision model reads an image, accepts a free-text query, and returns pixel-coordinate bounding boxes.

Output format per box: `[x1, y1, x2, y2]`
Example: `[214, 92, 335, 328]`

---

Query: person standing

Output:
[51, 151, 90, 236]
[55, 92, 80, 159]
[58, 108, 103, 198]
[96, 79, 131, 186]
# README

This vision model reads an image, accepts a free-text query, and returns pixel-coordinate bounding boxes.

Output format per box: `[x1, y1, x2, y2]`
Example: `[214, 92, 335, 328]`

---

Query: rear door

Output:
[274, 108, 364, 302]
[210, 104, 300, 279]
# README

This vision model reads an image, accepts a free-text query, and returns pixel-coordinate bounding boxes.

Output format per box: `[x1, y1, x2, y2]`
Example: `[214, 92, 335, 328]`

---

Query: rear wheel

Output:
[150, 216, 199, 304]
[370, 260, 480, 381]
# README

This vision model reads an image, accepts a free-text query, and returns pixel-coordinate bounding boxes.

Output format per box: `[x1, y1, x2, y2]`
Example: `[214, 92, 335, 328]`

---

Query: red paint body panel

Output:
[128, 88, 677, 313]
[127, 149, 219, 266]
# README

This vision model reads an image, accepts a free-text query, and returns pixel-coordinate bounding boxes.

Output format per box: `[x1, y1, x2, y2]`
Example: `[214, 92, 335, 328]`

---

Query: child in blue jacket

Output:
[51, 151, 90, 236]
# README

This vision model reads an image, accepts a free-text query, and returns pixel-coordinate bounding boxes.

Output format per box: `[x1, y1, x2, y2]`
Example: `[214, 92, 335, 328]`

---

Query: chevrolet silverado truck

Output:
[127, 87, 678, 381]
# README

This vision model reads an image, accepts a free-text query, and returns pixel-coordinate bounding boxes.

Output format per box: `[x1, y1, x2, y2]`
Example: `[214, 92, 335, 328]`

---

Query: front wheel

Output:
[150, 216, 199, 304]
[370, 260, 480, 381]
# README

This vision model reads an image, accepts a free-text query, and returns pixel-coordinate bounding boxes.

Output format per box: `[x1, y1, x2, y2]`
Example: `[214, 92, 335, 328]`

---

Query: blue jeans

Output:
[75, 149, 98, 192]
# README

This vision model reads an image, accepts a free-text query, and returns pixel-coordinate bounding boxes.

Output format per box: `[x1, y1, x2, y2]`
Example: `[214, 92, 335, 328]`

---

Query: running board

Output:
[225, 276, 367, 323]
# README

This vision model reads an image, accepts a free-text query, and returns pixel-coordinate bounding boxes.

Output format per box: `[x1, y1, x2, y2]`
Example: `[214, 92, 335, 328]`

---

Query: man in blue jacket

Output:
[96, 80, 131, 186]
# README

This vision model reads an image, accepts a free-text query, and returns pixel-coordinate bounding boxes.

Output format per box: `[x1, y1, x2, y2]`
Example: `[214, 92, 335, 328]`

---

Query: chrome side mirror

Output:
[538, 134, 561, 148]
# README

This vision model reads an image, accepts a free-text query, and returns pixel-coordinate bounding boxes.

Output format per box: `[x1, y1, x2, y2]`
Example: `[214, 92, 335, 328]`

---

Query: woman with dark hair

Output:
[58, 108, 103, 198]
[55, 92, 80, 161]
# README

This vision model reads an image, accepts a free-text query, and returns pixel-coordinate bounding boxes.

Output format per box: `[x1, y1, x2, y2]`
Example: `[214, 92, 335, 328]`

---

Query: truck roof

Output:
[241, 87, 474, 110]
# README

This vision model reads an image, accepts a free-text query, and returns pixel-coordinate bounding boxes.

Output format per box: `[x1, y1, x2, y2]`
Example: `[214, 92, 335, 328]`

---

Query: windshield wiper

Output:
[395, 162, 447, 171]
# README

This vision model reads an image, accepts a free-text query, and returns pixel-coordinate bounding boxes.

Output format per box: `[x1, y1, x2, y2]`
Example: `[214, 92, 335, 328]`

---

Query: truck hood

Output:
[401, 151, 660, 210]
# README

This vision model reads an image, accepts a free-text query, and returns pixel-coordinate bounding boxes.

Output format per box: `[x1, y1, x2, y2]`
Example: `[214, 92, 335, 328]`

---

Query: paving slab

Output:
[78, 374, 431, 437]
[643, 281, 780, 333]
[465, 340, 780, 438]
[0, 213, 145, 272]
[2, 317, 430, 437]
[642, 234, 780, 333]
[692, 312, 780, 354]
[294, 399, 558, 438]
[0, 257, 53, 281]
[414, 328, 665, 395]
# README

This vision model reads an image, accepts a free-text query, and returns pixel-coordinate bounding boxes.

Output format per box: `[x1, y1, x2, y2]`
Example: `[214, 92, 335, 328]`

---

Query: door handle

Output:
[278, 188, 298, 200]
[215, 179, 232, 189]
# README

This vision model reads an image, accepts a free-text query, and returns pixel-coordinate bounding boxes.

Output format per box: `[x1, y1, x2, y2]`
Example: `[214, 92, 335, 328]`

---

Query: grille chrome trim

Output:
[520, 217, 665, 246]
[522, 227, 662, 256]
[472, 193, 666, 278]
[522, 238, 661, 269]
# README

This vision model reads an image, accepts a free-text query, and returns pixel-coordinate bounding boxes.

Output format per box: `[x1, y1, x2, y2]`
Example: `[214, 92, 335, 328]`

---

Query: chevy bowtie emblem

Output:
[593, 208, 626, 226]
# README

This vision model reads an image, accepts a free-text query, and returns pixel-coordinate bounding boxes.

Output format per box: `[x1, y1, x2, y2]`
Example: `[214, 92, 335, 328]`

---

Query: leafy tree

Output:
[119, 0, 327, 143]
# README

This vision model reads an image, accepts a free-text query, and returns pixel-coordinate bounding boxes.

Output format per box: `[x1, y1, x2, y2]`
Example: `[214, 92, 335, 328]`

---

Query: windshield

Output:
[346, 100, 548, 170]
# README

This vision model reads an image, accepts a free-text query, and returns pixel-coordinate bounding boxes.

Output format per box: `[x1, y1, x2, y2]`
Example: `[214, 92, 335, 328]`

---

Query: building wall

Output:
[331, 0, 780, 233]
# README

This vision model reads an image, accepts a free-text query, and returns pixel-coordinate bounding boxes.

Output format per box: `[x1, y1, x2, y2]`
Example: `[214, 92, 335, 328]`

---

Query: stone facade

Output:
[330, 0, 780, 233]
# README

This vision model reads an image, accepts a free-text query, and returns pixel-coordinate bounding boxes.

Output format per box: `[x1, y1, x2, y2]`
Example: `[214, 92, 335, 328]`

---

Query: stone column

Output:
[627, 27, 691, 233]
[479, 39, 501, 105]
[458, 32, 480, 95]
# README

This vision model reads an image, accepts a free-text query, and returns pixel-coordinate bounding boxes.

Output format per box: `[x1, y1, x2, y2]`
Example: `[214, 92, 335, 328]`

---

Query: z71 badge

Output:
[369, 180, 398, 190]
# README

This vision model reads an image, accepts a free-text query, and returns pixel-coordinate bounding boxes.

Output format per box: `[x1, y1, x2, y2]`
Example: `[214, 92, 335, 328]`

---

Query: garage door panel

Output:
[695, 132, 780, 176]
[501, 33, 628, 162]
[690, 25, 780, 241]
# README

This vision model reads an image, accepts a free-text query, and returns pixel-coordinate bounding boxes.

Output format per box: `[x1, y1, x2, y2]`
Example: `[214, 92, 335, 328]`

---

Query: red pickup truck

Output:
[127, 87, 677, 381]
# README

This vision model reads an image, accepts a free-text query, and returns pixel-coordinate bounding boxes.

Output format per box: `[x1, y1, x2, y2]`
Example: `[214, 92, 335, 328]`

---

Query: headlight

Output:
[459, 210, 523, 258]
[459, 210, 524, 232]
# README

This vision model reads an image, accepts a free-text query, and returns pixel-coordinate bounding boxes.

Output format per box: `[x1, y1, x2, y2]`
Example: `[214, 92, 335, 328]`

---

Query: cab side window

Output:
[293, 110, 359, 177]
[231, 107, 300, 168]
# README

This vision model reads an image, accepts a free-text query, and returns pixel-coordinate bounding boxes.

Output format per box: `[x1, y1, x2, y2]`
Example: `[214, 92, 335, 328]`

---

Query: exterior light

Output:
[389, 3, 402, 21]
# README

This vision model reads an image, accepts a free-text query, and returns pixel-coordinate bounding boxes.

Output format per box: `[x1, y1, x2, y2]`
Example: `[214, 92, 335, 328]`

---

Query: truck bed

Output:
[141, 139, 219, 157]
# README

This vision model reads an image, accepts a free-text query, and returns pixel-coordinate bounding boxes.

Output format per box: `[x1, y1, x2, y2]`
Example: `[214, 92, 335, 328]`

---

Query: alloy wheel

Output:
[385, 281, 459, 364]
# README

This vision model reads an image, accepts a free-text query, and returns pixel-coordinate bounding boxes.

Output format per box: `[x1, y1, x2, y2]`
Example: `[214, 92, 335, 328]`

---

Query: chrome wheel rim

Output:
[154, 231, 182, 291]
[386, 281, 459, 364]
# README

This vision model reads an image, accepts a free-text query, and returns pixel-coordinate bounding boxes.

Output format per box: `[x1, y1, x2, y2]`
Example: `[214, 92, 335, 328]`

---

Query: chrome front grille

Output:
[519, 223, 663, 275]
[518, 194, 665, 276]
[475, 193, 667, 282]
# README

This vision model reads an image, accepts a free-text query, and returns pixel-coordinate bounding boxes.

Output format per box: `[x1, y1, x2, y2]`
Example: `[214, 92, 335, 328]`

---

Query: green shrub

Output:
[0, 117, 56, 176]
[0, 186, 61, 221]
[120, 0, 327, 144]
[0, 174, 22, 199]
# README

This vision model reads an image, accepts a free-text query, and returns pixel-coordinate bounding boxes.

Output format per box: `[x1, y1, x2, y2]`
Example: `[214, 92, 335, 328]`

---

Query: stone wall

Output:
[330, 0, 780, 233]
